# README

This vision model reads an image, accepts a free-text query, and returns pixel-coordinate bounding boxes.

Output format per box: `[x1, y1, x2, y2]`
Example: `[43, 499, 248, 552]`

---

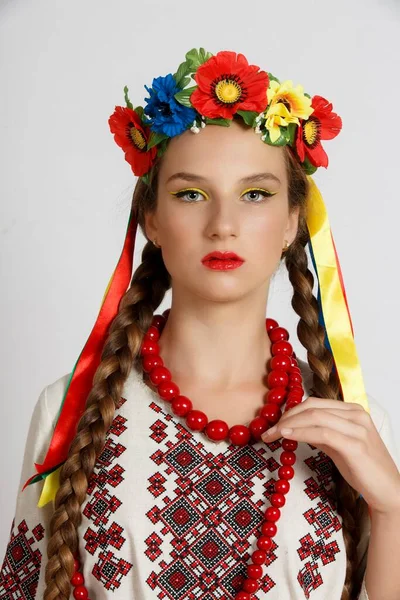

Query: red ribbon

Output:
[23, 210, 138, 490]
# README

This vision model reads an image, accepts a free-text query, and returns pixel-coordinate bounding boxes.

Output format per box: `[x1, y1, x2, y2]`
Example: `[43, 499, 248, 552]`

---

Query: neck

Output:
[156, 294, 272, 392]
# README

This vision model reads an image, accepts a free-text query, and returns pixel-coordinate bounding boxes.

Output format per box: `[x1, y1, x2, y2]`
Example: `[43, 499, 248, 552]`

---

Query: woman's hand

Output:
[261, 396, 400, 516]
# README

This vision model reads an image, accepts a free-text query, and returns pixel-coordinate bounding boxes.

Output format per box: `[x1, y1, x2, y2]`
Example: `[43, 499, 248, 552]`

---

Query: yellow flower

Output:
[264, 103, 300, 143]
[264, 80, 314, 143]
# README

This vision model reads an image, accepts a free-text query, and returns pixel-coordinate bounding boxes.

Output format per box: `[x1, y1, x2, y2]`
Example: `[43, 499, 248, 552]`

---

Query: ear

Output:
[285, 205, 300, 244]
[144, 211, 158, 243]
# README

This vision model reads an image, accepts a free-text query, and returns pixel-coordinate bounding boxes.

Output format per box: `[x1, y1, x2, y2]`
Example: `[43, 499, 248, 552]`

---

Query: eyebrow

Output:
[165, 171, 281, 185]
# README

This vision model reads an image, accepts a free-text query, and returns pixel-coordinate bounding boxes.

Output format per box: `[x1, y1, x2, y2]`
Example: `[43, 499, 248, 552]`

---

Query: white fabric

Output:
[1, 358, 399, 599]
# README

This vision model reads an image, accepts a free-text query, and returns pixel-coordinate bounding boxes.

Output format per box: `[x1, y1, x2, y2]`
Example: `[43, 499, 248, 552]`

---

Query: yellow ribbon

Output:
[306, 176, 369, 412]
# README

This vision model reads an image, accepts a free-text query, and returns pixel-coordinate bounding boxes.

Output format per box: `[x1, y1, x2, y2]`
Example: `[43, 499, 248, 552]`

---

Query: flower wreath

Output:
[108, 47, 342, 185]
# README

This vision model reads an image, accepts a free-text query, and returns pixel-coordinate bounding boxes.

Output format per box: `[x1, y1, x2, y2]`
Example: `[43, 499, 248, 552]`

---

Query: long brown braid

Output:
[284, 147, 369, 600]
[43, 140, 367, 599]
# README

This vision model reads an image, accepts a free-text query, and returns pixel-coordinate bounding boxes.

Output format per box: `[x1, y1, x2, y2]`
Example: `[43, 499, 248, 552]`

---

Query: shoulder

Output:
[36, 372, 72, 430]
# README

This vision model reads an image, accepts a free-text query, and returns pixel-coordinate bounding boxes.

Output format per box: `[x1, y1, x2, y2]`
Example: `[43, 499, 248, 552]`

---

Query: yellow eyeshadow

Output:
[241, 187, 278, 196]
[169, 187, 209, 199]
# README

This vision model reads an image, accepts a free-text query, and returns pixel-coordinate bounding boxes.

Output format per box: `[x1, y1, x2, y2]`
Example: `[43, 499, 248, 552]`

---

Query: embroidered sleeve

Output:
[355, 395, 400, 600]
[0, 382, 60, 599]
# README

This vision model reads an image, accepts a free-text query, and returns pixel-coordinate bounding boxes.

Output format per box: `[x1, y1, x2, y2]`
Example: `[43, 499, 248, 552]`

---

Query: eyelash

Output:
[171, 187, 276, 204]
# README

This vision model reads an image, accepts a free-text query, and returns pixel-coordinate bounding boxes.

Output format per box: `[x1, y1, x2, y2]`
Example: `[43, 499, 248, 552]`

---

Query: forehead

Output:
[158, 119, 287, 186]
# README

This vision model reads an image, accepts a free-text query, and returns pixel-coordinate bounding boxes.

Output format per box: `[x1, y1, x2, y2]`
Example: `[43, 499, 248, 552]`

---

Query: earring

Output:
[282, 240, 290, 253]
[153, 238, 160, 249]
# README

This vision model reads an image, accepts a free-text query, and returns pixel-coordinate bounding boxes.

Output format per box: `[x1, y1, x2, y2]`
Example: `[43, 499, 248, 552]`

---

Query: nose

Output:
[203, 199, 239, 241]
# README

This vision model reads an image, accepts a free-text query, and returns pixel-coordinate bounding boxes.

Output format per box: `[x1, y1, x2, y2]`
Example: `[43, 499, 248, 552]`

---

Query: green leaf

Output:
[204, 117, 231, 127]
[147, 131, 169, 150]
[156, 139, 169, 158]
[173, 60, 191, 88]
[302, 157, 318, 175]
[267, 72, 281, 84]
[134, 105, 144, 119]
[287, 122, 298, 146]
[261, 128, 289, 147]
[124, 86, 133, 109]
[236, 110, 259, 127]
[140, 172, 150, 186]
[174, 86, 197, 108]
[185, 47, 213, 71]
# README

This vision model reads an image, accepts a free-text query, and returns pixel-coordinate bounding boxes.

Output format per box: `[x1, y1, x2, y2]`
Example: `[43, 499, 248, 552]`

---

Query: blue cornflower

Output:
[143, 74, 196, 137]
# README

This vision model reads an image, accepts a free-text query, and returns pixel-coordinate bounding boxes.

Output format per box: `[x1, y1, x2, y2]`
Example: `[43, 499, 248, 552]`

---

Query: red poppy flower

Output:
[190, 51, 269, 119]
[295, 95, 342, 168]
[108, 106, 157, 176]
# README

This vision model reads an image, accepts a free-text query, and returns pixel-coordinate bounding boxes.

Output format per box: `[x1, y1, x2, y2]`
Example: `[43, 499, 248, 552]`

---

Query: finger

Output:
[261, 409, 367, 443]
[278, 406, 371, 431]
[281, 397, 367, 422]
[264, 425, 365, 454]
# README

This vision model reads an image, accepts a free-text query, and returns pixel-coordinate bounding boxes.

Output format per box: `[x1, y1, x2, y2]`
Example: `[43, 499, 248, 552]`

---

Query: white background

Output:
[1, 0, 399, 548]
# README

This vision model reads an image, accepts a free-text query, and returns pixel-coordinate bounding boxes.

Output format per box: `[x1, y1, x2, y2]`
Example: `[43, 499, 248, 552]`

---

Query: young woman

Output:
[1, 48, 399, 600]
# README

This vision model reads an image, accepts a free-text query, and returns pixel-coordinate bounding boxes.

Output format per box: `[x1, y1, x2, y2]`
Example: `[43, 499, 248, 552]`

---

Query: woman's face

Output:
[145, 119, 299, 304]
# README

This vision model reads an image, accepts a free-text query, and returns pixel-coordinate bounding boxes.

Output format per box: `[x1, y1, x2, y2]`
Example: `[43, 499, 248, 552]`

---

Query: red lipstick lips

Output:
[201, 251, 245, 271]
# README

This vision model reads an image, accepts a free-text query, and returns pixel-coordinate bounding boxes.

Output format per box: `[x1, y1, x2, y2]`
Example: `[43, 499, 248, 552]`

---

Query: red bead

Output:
[271, 492, 286, 508]
[205, 420, 229, 441]
[290, 366, 301, 374]
[186, 410, 208, 431]
[229, 424, 251, 446]
[278, 465, 295, 480]
[251, 549, 267, 565]
[261, 521, 277, 537]
[235, 592, 253, 600]
[73, 559, 80, 572]
[157, 381, 180, 401]
[249, 416, 269, 440]
[247, 564, 263, 579]
[144, 325, 160, 342]
[282, 439, 298, 451]
[140, 339, 160, 356]
[162, 308, 170, 319]
[288, 382, 303, 392]
[289, 373, 303, 384]
[257, 535, 273, 551]
[267, 370, 289, 389]
[265, 506, 281, 522]
[71, 571, 84, 586]
[275, 478, 290, 495]
[149, 365, 171, 386]
[271, 340, 293, 356]
[260, 403, 281, 424]
[286, 400, 302, 410]
[266, 318, 278, 332]
[242, 578, 259, 592]
[73, 586, 88, 600]
[266, 387, 287, 405]
[142, 354, 163, 372]
[268, 327, 289, 343]
[171, 395, 193, 417]
[270, 355, 292, 371]
[280, 450, 297, 466]
[151, 314, 166, 329]
[291, 357, 298, 367]
[287, 389, 303, 399]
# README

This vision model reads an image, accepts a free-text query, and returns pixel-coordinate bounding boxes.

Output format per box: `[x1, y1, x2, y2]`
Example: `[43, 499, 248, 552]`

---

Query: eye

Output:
[170, 188, 207, 202]
[241, 188, 277, 203]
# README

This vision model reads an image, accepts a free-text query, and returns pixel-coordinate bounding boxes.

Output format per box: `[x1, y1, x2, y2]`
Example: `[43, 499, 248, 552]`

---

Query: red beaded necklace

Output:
[70, 309, 304, 600]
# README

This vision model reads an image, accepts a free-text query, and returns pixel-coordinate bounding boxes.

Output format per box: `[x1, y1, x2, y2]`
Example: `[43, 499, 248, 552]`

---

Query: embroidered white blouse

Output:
[1, 358, 399, 600]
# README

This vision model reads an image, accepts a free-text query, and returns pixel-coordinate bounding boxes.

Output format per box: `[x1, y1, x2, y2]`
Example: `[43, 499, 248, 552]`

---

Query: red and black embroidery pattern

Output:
[297, 450, 341, 598]
[145, 402, 287, 599]
[82, 396, 133, 592]
[0, 518, 45, 599]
